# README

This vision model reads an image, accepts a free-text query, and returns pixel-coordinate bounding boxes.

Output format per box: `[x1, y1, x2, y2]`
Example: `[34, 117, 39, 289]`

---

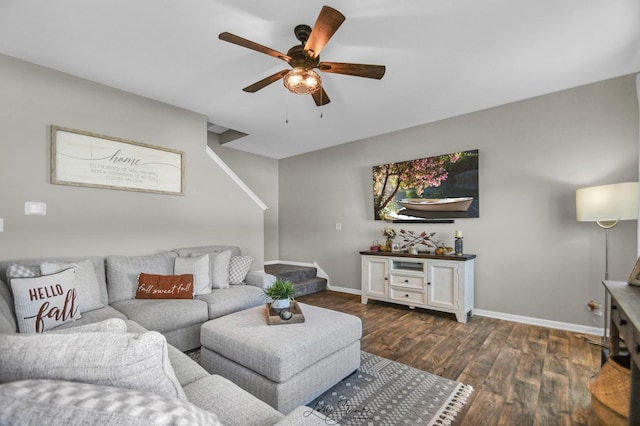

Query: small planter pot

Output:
[271, 298, 291, 310]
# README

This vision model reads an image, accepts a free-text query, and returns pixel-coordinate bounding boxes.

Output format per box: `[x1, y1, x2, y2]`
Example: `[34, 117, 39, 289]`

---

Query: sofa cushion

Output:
[0, 330, 187, 401]
[135, 273, 194, 299]
[10, 268, 81, 333]
[174, 254, 211, 295]
[166, 344, 210, 387]
[51, 318, 127, 334]
[229, 255, 253, 285]
[51, 305, 128, 331]
[196, 285, 265, 319]
[106, 251, 177, 304]
[0, 379, 221, 426]
[110, 298, 208, 333]
[184, 374, 284, 426]
[40, 259, 105, 313]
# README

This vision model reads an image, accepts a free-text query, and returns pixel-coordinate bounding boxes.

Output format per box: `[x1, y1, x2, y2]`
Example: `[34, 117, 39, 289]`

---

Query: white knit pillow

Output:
[10, 268, 81, 333]
[174, 254, 211, 295]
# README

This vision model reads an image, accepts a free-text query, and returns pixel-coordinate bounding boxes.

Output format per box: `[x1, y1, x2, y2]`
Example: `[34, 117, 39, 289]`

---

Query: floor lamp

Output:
[576, 181, 638, 348]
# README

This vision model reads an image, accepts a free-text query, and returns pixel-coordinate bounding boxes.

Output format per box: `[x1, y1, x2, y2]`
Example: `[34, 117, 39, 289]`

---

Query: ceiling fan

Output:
[219, 5, 386, 106]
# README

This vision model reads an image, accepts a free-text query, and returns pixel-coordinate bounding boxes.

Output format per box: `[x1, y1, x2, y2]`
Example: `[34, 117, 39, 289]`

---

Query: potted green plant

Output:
[264, 279, 296, 309]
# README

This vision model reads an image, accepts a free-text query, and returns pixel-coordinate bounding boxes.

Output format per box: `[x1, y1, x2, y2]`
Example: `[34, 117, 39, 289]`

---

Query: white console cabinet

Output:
[360, 251, 475, 323]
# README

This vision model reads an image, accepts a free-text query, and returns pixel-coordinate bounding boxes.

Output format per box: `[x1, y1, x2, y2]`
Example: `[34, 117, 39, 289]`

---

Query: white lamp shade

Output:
[576, 182, 639, 222]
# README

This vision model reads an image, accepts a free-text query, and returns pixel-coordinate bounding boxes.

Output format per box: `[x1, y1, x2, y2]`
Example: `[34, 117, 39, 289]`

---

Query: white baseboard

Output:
[472, 309, 602, 335]
[265, 260, 601, 336]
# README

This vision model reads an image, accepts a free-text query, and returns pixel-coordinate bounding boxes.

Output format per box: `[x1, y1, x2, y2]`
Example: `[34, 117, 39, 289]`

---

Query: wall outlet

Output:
[335, 223, 342, 231]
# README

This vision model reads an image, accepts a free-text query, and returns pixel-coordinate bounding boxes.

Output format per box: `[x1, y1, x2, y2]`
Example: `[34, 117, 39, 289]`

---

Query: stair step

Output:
[293, 277, 327, 297]
[265, 264, 318, 282]
[264, 263, 327, 296]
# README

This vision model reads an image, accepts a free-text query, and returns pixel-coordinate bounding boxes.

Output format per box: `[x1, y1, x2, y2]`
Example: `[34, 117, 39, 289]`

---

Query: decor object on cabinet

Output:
[398, 229, 436, 252]
[382, 227, 396, 251]
[628, 256, 640, 286]
[263, 279, 296, 310]
[576, 181, 639, 346]
[372, 149, 479, 221]
[455, 230, 463, 255]
[51, 125, 184, 195]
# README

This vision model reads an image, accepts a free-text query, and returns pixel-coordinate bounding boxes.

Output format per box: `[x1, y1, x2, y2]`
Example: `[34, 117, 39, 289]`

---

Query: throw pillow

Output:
[6, 264, 40, 282]
[229, 255, 253, 285]
[209, 250, 232, 289]
[0, 330, 187, 401]
[135, 273, 194, 299]
[174, 248, 232, 289]
[40, 260, 105, 313]
[174, 254, 211, 295]
[9, 268, 81, 333]
[0, 379, 222, 426]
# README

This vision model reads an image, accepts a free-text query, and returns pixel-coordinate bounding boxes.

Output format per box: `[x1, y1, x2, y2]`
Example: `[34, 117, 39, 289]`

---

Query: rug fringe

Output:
[428, 383, 474, 426]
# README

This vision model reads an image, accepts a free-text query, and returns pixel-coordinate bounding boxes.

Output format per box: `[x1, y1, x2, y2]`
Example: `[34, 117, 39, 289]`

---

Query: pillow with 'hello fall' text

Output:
[10, 268, 81, 333]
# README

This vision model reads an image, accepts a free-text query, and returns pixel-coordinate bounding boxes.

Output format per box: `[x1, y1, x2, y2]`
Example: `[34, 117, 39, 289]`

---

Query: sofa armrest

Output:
[244, 271, 276, 289]
[274, 406, 340, 426]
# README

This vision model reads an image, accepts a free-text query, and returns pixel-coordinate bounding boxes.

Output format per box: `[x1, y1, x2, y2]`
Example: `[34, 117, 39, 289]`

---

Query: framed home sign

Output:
[51, 125, 184, 195]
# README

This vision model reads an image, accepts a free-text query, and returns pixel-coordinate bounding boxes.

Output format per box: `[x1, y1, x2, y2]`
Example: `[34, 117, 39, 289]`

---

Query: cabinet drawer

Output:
[611, 302, 634, 345]
[390, 287, 425, 304]
[390, 274, 424, 289]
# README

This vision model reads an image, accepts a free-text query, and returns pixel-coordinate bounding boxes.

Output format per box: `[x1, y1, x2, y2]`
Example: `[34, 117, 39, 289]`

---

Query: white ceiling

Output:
[1, 0, 639, 159]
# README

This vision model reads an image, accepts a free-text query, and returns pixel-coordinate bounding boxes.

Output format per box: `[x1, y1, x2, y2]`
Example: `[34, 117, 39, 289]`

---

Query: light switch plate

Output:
[0, 218, 3, 232]
[25, 202, 47, 215]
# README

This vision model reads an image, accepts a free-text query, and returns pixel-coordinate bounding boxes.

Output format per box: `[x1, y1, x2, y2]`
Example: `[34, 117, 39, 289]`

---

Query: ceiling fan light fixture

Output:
[283, 67, 321, 94]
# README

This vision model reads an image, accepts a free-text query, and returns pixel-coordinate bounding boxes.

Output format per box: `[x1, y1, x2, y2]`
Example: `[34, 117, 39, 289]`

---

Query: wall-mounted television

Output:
[372, 149, 479, 221]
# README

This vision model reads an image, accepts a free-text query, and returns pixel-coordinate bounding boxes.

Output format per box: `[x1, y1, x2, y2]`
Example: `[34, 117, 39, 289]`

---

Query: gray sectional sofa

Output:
[0, 245, 334, 425]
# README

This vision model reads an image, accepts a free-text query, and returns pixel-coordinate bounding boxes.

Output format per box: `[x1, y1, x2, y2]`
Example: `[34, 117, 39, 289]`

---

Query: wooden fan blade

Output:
[243, 70, 289, 93]
[304, 6, 345, 59]
[311, 87, 331, 106]
[219, 32, 291, 62]
[318, 62, 386, 79]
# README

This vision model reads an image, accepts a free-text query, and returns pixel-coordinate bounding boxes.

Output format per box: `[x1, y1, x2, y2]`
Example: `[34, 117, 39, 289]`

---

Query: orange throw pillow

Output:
[136, 273, 194, 299]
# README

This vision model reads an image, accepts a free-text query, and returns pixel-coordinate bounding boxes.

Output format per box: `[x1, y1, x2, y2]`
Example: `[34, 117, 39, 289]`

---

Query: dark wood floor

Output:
[297, 290, 601, 426]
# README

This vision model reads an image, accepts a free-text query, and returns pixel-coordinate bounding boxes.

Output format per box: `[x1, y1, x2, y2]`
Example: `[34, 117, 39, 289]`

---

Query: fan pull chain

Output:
[285, 91, 289, 124]
[320, 89, 324, 118]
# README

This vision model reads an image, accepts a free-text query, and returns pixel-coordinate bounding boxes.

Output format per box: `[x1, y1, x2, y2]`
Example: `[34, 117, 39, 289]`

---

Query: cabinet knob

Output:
[405, 294, 409, 297]
[404, 279, 409, 283]
[427, 282, 431, 286]
[384, 277, 388, 280]
[619, 319, 627, 326]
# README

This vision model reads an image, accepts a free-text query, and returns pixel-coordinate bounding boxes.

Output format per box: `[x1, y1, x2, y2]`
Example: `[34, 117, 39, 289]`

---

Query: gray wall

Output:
[0, 54, 264, 265]
[278, 74, 639, 327]
[209, 134, 279, 260]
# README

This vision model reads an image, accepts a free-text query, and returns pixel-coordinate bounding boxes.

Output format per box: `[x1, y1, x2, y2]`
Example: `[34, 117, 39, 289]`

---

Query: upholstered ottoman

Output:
[200, 303, 362, 414]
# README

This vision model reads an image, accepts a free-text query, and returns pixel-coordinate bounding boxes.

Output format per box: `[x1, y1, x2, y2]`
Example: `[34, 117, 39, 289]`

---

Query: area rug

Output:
[306, 351, 473, 426]
[185, 349, 473, 425]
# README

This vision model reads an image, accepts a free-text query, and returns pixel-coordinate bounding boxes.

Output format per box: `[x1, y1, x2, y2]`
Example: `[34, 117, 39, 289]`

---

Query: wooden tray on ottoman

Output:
[266, 301, 305, 325]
